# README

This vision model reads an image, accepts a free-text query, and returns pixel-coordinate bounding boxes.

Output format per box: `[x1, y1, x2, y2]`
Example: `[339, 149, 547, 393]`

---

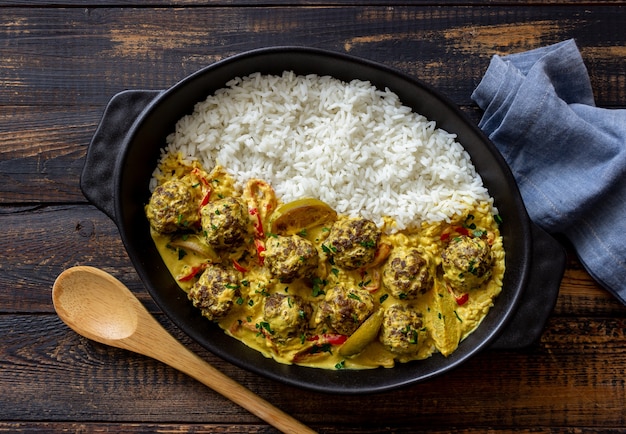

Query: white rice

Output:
[157, 71, 494, 232]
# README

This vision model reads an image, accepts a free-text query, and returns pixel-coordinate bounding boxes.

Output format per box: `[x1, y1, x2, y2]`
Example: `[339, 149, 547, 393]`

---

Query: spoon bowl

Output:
[52, 266, 315, 434]
[53, 267, 139, 341]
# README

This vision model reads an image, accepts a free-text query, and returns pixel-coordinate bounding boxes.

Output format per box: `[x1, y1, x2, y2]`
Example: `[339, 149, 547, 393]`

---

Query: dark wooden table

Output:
[2, 1, 626, 432]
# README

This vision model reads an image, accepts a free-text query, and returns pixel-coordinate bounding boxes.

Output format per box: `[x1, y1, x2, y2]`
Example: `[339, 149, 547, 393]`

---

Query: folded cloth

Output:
[471, 39, 626, 304]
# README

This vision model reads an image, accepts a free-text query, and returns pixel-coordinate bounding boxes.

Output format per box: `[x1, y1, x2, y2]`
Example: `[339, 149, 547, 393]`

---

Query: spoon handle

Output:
[126, 315, 317, 434]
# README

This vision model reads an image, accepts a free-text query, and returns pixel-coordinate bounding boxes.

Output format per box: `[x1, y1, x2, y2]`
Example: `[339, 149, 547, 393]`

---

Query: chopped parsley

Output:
[359, 239, 376, 249]
[473, 229, 487, 238]
[255, 287, 270, 297]
[256, 321, 274, 336]
[358, 279, 372, 288]
[348, 292, 362, 302]
[312, 277, 327, 297]
[322, 244, 337, 254]
[309, 343, 332, 355]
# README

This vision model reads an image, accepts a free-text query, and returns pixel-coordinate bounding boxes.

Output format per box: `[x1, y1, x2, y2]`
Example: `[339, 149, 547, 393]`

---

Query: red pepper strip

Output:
[441, 226, 470, 241]
[244, 179, 277, 239]
[307, 333, 348, 346]
[447, 285, 470, 306]
[199, 189, 211, 208]
[177, 264, 207, 282]
[249, 207, 265, 239]
[455, 293, 469, 306]
[191, 167, 210, 186]
[254, 239, 266, 266]
[322, 334, 348, 345]
[191, 168, 212, 211]
[232, 259, 248, 273]
[455, 226, 470, 236]
[293, 334, 348, 363]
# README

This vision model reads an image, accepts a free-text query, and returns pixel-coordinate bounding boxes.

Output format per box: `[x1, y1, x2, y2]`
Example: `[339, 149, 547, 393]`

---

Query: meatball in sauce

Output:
[379, 304, 424, 355]
[441, 235, 493, 292]
[323, 217, 382, 270]
[318, 284, 375, 335]
[382, 247, 434, 300]
[263, 293, 312, 341]
[263, 235, 319, 282]
[188, 264, 241, 321]
[146, 179, 200, 233]
[201, 197, 249, 249]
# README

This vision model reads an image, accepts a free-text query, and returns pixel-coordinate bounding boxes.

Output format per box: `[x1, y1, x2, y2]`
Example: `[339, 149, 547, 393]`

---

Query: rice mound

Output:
[159, 71, 493, 232]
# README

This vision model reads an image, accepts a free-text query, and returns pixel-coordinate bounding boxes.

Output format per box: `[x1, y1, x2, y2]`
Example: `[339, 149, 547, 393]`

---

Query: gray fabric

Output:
[472, 39, 626, 303]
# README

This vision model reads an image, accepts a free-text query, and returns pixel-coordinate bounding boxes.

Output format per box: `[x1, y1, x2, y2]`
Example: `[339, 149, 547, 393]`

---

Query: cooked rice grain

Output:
[158, 71, 494, 231]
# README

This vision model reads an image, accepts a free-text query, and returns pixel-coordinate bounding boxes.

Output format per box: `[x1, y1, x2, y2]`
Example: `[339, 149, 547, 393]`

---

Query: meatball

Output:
[323, 217, 382, 270]
[382, 247, 434, 300]
[318, 285, 375, 335]
[146, 179, 199, 233]
[201, 197, 249, 249]
[188, 264, 241, 321]
[263, 293, 311, 341]
[264, 235, 319, 282]
[441, 235, 493, 292]
[379, 304, 424, 354]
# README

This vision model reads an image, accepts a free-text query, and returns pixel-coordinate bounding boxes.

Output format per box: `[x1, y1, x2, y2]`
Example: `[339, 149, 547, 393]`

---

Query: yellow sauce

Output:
[148, 154, 505, 370]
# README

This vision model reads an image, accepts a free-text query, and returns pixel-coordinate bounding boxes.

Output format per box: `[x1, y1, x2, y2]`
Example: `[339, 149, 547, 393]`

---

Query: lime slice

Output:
[269, 198, 337, 235]
[430, 288, 462, 357]
[338, 309, 384, 357]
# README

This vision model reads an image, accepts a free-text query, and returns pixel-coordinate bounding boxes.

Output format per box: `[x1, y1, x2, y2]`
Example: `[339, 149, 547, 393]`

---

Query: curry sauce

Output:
[147, 154, 505, 369]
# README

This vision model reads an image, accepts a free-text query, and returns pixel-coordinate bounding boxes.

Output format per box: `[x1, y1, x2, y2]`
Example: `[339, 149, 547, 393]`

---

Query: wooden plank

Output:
[1, 0, 624, 7]
[0, 425, 623, 434]
[0, 6, 624, 108]
[0, 204, 155, 313]
[1, 314, 625, 427]
[0, 423, 280, 434]
[0, 107, 97, 204]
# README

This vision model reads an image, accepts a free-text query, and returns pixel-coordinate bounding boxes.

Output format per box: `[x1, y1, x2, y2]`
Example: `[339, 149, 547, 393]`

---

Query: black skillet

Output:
[81, 47, 565, 394]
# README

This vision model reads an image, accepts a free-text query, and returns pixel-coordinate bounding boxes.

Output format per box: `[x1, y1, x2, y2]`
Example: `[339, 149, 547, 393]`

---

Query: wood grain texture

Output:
[1, 1, 625, 432]
[2, 314, 626, 429]
[0, 6, 625, 108]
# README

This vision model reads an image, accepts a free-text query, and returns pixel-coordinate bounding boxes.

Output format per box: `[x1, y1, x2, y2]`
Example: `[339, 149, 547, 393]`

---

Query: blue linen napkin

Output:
[471, 39, 626, 304]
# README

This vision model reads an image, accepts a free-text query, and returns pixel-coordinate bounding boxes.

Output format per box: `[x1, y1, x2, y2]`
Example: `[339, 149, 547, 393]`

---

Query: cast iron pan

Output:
[81, 47, 565, 394]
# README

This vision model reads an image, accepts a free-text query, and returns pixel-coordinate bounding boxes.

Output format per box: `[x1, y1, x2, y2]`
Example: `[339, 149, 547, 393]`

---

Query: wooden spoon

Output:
[52, 266, 316, 434]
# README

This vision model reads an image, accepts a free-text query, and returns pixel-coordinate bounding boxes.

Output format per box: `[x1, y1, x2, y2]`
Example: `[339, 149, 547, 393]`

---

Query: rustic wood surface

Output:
[2, 1, 626, 432]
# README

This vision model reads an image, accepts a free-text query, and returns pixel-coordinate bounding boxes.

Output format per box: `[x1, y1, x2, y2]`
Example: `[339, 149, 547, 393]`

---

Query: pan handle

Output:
[490, 223, 565, 350]
[80, 90, 162, 221]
